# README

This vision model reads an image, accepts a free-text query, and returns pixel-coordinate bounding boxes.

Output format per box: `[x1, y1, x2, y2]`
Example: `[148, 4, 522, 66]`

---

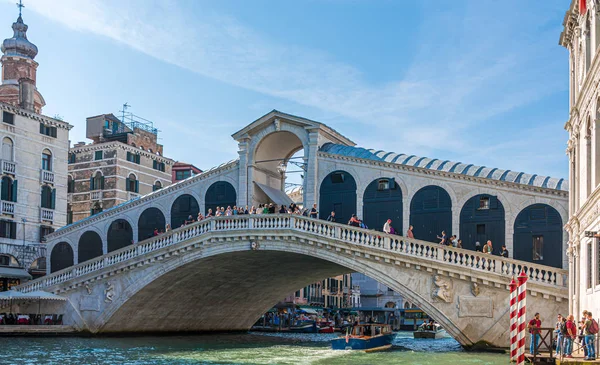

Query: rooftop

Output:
[319, 143, 567, 192]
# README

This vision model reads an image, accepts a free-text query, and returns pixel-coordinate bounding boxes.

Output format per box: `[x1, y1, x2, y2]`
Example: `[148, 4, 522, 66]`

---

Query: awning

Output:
[0, 267, 32, 280]
[0, 290, 66, 301]
[298, 308, 319, 315]
[254, 182, 293, 206]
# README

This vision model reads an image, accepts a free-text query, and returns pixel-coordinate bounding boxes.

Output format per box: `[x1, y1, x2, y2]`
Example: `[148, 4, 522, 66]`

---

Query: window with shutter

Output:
[95, 151, 103, 160]
[11, 180, 16, 202]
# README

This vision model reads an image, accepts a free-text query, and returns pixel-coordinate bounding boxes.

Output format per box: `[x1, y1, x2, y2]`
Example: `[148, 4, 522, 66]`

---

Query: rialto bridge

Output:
[20, 110, 569, 348]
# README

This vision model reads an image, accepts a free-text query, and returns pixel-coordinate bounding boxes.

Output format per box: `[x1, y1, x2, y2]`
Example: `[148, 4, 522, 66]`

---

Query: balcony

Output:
[40, 208, 54, 222]
[127, 192, 140, 200]
[1, 160, 15, 175]
[40, 169, 55, 185]
[90, 191, 103, 201]
[0, 201, 14, 215]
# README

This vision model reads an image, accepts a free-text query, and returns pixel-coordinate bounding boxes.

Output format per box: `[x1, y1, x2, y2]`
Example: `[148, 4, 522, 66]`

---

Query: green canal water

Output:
[0, 331, 507, 365]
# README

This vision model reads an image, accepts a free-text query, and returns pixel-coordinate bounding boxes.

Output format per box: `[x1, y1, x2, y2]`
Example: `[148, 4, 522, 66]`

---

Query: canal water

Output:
[0, 331, 507, 365]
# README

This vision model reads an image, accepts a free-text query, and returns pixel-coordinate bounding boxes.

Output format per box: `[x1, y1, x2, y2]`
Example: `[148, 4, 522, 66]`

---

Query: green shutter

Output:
[39, 123, 44, 134]
[100, 176, 105, 190]
[136, 154, 140, 164]
[89, 176, 94, 190]
[127, 151, 131, 161]
[51, 188, 56, 209]
[135, 180, 139, 193]
[41, 187, 46, 208]
[11, 180, 17, 202]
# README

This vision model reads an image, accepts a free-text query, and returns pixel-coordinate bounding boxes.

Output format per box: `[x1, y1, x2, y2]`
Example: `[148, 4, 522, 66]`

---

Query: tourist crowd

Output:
[148, 202, 512, 258]
[527, 311, 599, 360]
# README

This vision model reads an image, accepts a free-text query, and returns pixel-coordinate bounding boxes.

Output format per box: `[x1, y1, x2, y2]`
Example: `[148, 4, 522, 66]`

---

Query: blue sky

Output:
[0, 0, 570, 178]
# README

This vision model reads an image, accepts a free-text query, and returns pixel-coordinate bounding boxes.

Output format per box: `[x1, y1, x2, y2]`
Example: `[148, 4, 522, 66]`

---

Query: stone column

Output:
[237, 138, 250, 207]
[574, 223, 581, 317]
[303, 130, 319, 209]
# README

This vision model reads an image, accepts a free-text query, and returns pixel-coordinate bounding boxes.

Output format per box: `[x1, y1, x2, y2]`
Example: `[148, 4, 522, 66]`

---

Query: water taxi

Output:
[331, 324, 395, 351]
[413, 322, 445, 339]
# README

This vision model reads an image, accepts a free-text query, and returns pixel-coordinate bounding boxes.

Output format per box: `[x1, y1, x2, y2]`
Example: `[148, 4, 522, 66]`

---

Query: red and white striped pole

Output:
[509, 277, 518, 362]
[517, 270, 528, 365]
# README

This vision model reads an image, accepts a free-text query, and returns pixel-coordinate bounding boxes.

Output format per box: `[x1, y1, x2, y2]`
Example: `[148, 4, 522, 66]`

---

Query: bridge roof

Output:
[319, 143, 568, 192]
[231, 110, 356, 147]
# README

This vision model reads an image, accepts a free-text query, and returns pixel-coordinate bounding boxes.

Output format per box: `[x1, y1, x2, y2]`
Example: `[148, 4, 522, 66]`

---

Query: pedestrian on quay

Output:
[564, 314, 577, 358]
[326, 211, 336, 222]
[555, 314, 564, 355]
[406, 225, 414, 239]
[528, 312, 542, 355]
[584, 311, 598, 360]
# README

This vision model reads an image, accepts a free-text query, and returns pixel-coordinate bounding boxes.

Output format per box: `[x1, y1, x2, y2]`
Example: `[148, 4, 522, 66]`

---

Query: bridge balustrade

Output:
[17, 214, 566, 293]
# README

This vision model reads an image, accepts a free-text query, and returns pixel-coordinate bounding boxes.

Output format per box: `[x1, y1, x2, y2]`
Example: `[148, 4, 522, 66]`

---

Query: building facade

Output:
[561, 0, 600, 316]
[282, 274, 352, 309]
[172, 162, 202, 183]
[351, 273, 404, 309]
[68, 113, 174, 225]
[0, 12, 71, 289]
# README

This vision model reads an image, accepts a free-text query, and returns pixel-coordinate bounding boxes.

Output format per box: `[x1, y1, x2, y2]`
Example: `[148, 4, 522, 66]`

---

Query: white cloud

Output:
[7, 0, 568, 176]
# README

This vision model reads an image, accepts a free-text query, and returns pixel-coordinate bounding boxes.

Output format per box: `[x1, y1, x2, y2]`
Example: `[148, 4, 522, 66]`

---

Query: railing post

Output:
[210, 219, 216, 232]
[248, 216, 254, 229]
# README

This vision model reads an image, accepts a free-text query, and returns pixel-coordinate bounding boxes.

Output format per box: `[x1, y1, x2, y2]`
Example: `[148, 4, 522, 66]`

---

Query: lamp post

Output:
[21, 218, 27, 269]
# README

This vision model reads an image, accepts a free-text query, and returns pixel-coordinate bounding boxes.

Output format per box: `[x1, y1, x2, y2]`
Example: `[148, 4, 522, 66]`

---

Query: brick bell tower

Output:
[0, 2, 45, 113]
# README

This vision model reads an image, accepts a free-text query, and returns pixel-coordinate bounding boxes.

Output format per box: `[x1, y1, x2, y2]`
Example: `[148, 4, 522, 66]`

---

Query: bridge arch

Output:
[50, 242, 74, 273]
[170, 194, 199, 228]
[78, 231, 103, 263]
[459, 194, 505, 252]
[250, 127, 308, 207]
[318, 170, 357, 223]
[138, 207, 166, 241]
[205, 181, 237, 214]
[410, 185, 452, 243]
[513, 204, 563, 268]
[362, 177, 403, 233]
[107, 219, 133, 253]
[94, 241, 472, 347]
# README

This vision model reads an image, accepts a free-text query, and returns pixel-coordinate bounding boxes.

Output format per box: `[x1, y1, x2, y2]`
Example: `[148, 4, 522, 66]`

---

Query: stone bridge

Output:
[17, 215, 567, 349]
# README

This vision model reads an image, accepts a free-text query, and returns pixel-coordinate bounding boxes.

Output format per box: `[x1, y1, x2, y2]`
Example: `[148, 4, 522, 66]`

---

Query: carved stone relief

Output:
[432, 275, 453, 303]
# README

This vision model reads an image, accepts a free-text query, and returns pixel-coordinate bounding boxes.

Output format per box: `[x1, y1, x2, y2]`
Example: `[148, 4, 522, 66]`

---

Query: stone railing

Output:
[40, 169, 55, 185]
[90, 191, 103, 201]
[18, 215, 568, 293]
[40, 208, 54, 222]
[0, 200, 14, 215]
[1, 160, 15, 175]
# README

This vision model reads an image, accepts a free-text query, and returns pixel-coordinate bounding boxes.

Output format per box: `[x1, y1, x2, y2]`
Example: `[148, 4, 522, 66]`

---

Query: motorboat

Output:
[289, 320, 318, 333]
[413, 322, 445, 339]
[331, 324, 395, 351]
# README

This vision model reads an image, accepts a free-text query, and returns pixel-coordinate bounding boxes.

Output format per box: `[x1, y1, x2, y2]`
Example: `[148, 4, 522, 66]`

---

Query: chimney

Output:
[18, 78, 35, 112]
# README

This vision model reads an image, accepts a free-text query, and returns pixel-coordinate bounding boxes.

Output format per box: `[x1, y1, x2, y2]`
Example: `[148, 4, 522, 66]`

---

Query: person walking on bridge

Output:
[326, 211, 336, 222]
[406, 225, 414, 239]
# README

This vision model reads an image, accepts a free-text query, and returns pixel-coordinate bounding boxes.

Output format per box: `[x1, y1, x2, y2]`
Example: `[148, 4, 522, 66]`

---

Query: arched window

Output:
[41, 185, 55, 209]
[41, 149, 52, 171]
[2, 137, 13, 162]
[0, 254, 19, 267]
[126, 174, 138, 193]
[67, 175, 74, 193]
[1, 176, 16, 202]
[50, 242, 73, 273]
[29, 257, 46, 271]
[153, 181, 162, 191]
[90, 171, 104, 190]
[91, 202, 102, 216]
